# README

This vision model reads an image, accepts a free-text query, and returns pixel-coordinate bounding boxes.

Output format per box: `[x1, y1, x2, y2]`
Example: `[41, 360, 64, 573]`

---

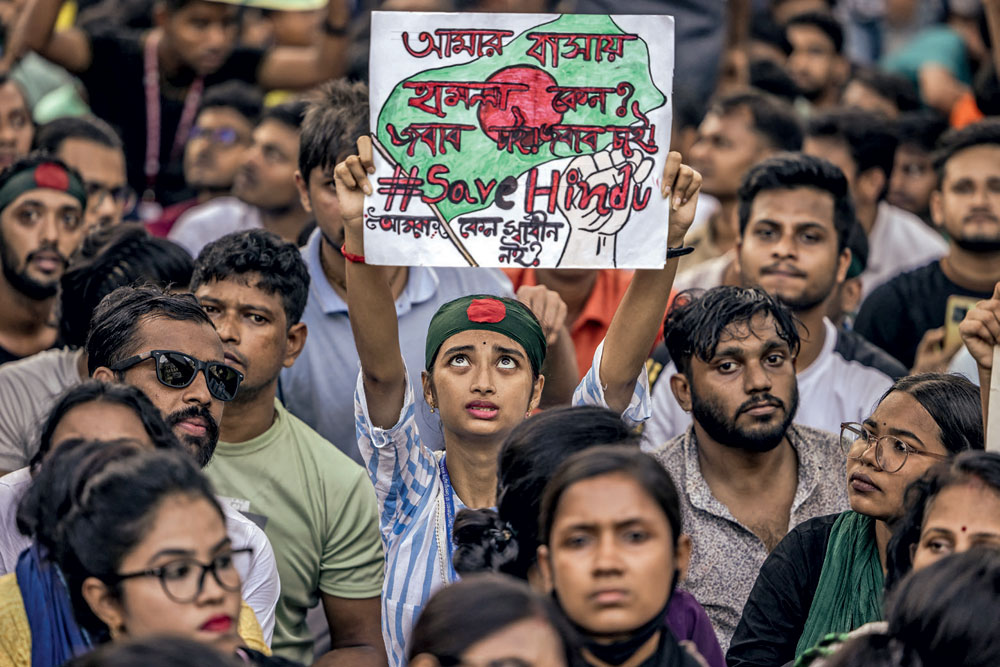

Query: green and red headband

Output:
[0, 162, 87, 214]
[425, 295, 547, 374]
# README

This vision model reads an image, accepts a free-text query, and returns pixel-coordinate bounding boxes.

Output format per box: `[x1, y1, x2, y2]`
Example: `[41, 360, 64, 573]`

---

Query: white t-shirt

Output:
[644, 319, 900, 447]
[861, 202, 947, 302]
[0, 348, 83, 472]
[168, 196, 262, 258]
[0, 468, 280, 645]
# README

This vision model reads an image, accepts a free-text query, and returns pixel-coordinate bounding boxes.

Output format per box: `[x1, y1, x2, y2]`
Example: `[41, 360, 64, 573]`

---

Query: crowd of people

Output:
[0, 0, 998, 665]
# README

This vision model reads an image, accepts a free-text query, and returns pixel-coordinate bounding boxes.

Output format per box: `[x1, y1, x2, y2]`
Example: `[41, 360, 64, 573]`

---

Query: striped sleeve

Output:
[572, 340, 652, 429]
[354, 366, 439, 544]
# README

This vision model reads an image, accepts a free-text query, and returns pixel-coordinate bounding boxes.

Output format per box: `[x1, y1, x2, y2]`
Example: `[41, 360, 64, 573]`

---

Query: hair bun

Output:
[452, 509, 520, 576]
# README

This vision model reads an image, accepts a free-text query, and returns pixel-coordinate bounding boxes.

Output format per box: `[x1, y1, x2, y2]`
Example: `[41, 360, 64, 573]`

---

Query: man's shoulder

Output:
[0, 348, 77, 393]
[276, 403, 367, 482]
[864, 261, 941, 306]
[833, 328, 908, 379]
[645, 430, 689, 469]
[787, 423, 841, 449]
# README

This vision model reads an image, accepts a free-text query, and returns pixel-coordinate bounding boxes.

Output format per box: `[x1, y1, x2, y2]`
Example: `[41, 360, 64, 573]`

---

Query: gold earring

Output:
[429, 406, 435, 413]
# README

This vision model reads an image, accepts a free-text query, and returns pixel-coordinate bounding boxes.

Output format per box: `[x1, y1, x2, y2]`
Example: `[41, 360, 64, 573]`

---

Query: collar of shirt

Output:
[678, 424, 824, 529]
[304, 227, 440, 316]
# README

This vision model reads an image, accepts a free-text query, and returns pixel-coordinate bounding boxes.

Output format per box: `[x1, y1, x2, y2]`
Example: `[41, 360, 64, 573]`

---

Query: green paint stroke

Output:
[376, 14, 666, 222]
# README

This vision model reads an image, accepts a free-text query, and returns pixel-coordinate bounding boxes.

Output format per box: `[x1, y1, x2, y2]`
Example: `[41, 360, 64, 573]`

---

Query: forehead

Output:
[788, 24, 834, 50]
[252, 119, 299, 147]
[748, 186, 836, 229]
[58, 139, 125, 178]
[0, 82, 27, 111]
[804, 137, 854, 174]
[126, 493, 227, 562]
[174, 0, 238, 21]
[709, 313, 785, 357]
[701, 107, 756, 138]
[53, 401, 153, 446]
[942, 145, 1000, 181]
[195, 275, 285, 309]
[867, 390, 939, 442]
[437, 328, 526, 354]
[196, 106, 253, 133]
[553, 473, 669, 529]
[133, 315, 223, 361]
[4, 188, 81, 213]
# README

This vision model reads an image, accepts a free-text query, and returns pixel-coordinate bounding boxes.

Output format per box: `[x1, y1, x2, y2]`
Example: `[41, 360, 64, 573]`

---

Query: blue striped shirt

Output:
[355, 340, 651, 666]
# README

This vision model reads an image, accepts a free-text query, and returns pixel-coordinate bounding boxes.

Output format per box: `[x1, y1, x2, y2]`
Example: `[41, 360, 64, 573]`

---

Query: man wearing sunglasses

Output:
[190, 229, 384, 665]
[86, 283, 281, 642]
[35, 116, 133, 230]
[148, 82, 262, 239]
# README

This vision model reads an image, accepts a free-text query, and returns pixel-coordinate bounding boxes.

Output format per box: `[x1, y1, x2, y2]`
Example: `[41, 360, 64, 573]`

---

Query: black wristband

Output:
[322, 18, 350, 37]
[666, 245, 695, 259]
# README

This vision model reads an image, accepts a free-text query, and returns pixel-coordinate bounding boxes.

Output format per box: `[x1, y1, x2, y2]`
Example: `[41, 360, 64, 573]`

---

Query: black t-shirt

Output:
[726, 513, 840, 667]
[854, 260, 993, 369]
[77, 29, 265, 205]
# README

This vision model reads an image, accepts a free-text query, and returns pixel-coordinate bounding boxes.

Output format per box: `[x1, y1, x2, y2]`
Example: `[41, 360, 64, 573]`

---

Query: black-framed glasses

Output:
[109, 350, 243, 402]
[840, 422, 950, 473]
[84, 181, 137, 211]
[437, 658, 532, 667]
[115, 548, 253, 603]
[188, 125, 243, 146]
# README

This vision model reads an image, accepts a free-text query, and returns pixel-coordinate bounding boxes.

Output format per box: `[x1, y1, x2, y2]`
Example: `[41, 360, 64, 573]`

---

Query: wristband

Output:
[666, 245, 695, 260]
[340, 243, 366, 264]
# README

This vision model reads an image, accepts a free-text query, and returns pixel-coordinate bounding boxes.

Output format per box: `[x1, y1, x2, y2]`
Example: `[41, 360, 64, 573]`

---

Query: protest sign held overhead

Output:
[366, 12, 675, 268]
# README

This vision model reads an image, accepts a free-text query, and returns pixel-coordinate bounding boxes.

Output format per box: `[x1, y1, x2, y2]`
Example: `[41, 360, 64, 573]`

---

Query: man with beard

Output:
[169, 101, 309, 257]
[0, 155, 87, 366]
[856, 119, 1000, 369]
[784, 11, 848, 111]
[191, 230, 384, 665]
[646, 155, 902, 444]
[646, 286, 848, 652]
[86, 284, 281, 641]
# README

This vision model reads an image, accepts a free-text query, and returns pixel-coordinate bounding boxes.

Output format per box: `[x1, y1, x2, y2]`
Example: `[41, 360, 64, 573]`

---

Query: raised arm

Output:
[256, 0, 350, 90]
[958, 282, 1000, 435]
[599, 152, 701, 414]
[334, 136, 407, 430]
[2, 0, 92, 73]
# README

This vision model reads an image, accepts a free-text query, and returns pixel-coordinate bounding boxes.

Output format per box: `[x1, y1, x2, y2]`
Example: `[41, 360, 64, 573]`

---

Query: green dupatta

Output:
[794, 511, 884, 658]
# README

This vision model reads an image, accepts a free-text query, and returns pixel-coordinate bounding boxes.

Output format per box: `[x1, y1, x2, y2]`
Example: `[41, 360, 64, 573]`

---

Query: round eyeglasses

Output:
[839, 422, 950, 473]
[114, 548, 253, 603]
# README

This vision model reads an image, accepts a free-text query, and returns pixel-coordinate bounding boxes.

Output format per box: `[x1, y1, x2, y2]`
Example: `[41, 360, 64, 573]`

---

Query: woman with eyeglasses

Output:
[0, 439, 282, 667]
[334, 138, 703, 665]
[408, 573, 577, 667]
[727, 373, 984, 667]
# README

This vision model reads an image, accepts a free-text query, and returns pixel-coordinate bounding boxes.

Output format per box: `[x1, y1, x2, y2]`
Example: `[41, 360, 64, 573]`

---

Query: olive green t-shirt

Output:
[206, 399, 384, 663]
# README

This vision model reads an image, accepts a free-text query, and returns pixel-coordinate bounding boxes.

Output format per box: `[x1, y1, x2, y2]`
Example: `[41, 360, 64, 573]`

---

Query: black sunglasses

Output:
[109, 350, 243, 402]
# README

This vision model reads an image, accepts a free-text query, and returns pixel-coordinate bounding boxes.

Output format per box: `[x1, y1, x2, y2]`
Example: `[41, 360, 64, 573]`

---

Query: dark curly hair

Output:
[190, 229, 310, 326]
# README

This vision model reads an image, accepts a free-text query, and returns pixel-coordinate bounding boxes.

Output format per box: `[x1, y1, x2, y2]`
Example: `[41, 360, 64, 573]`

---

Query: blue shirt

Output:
[279, 229, 514, 464]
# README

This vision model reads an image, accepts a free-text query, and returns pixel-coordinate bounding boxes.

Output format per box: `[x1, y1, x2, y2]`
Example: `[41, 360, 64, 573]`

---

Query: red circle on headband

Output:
[467, 298, 506, 323]
[34, 164, 69, 191]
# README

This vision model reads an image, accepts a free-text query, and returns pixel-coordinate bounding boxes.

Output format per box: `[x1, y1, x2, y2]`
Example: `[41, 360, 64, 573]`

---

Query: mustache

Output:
[737, 394, 786, 415]
[166, 405, 219, 434]
[760, 263, 807, 277]
[26, 243, 68, 267]
[963, 210, 999, 224]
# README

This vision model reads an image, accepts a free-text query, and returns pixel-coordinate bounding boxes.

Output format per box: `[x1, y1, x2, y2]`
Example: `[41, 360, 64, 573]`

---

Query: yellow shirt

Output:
[0, 572, 269, 665]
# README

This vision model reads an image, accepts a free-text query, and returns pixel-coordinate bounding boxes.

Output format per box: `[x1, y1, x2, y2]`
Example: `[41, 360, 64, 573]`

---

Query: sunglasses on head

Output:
[109, 350, 243, 402]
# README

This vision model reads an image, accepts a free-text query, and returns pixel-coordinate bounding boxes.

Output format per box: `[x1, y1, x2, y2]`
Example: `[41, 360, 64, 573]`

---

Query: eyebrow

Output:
[494, 345, 526, 360]
[148, 536, 232, 564]
[862, 419, 928, 449]
[561, 517, 648, 531]
[199, 296, 277, 317]
[712, 338, 788, 360]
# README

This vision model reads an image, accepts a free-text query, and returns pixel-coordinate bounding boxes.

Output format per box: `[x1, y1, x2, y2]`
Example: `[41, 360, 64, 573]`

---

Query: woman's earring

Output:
[429, 405, 435, 413]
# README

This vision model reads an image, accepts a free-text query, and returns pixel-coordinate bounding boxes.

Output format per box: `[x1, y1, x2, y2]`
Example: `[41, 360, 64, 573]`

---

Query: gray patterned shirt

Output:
[647, 424, 849, 653]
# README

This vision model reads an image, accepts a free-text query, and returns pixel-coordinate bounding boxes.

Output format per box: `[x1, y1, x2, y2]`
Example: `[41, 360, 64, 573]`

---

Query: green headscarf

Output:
[795, 511, 884, 659]
[0, 161, 87, 214]
[425, 295, 547, 374]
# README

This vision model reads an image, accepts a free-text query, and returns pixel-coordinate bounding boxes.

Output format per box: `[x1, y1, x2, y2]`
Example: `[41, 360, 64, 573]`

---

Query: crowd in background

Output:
[0, 0, 998, 666]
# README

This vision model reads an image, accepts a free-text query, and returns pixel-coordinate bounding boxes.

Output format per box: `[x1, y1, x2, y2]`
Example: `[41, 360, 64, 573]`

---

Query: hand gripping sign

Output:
[366, 12, 674, 269]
